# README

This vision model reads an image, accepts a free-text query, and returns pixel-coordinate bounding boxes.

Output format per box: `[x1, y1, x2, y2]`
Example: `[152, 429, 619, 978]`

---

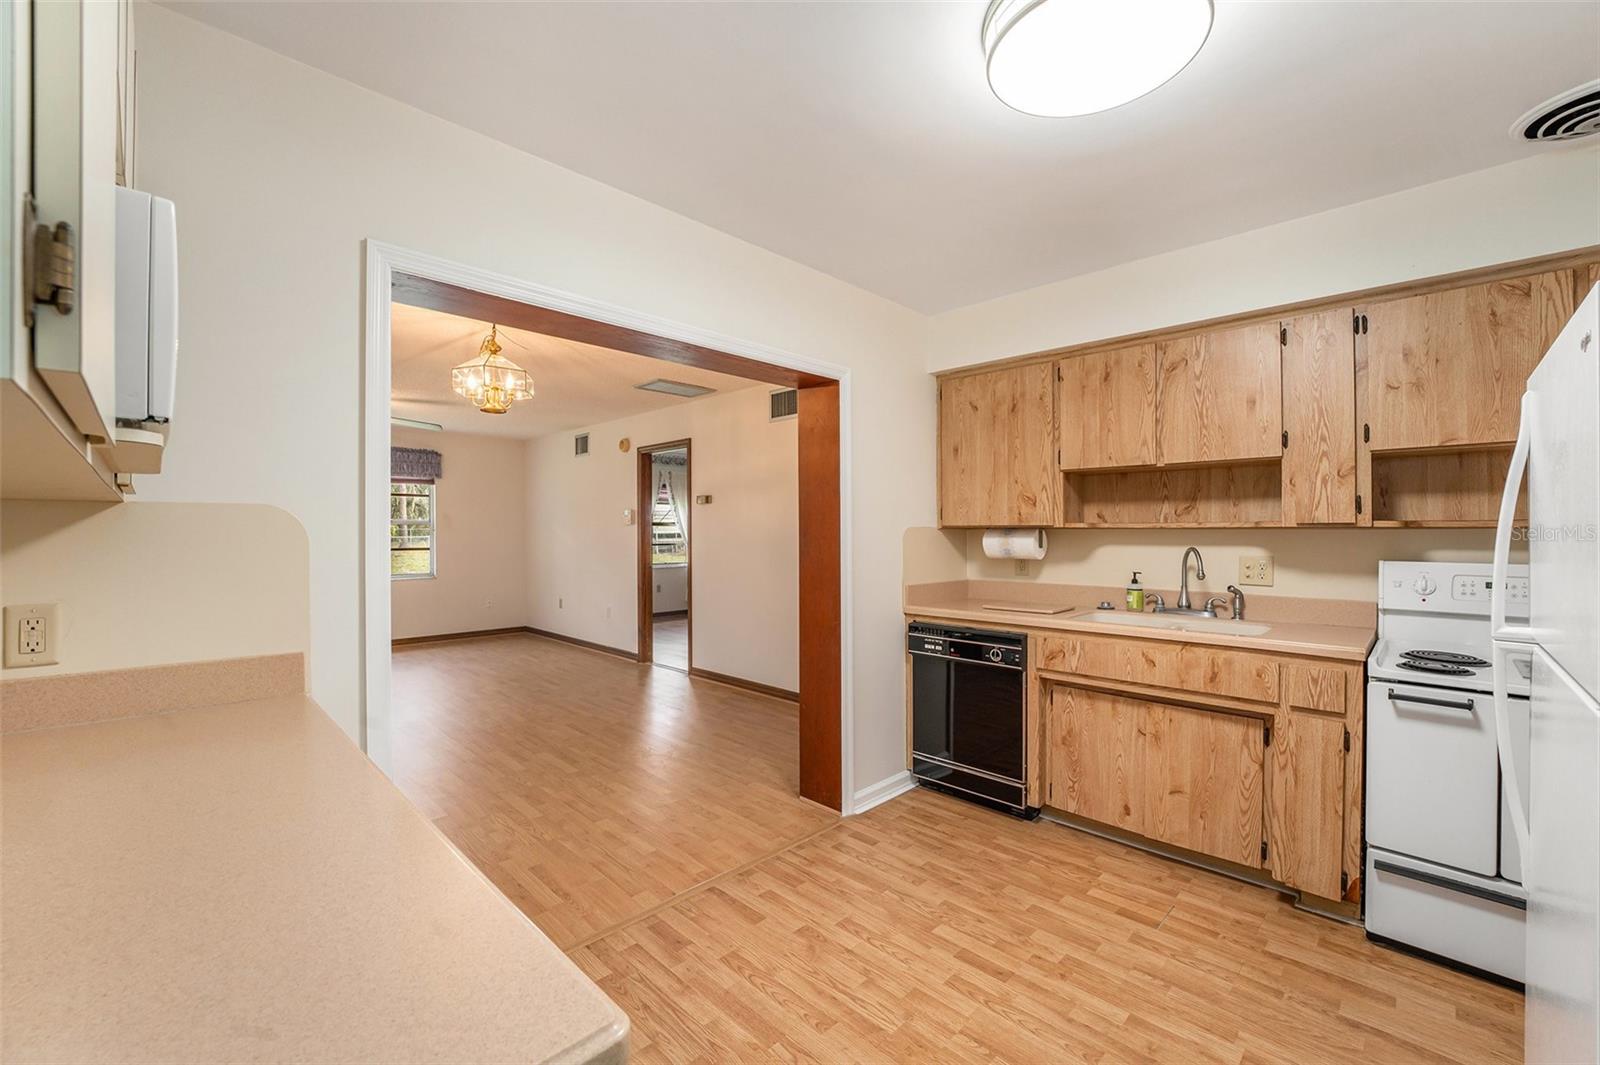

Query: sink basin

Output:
[1079, 612, 1270, 637]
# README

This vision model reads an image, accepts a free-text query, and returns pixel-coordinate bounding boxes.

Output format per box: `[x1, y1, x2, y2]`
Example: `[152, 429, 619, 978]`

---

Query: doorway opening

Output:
[638, 441, 691, 672]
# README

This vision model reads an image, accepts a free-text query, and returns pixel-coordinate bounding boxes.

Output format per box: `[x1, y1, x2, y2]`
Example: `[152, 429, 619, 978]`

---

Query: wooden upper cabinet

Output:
[1359, 270, 1575, 452]
[1057, 344, 1158, 470]
[937, 363, 1058, 527]
[1281, 311, 1357, 525]
[1156, 323, 1282, 467]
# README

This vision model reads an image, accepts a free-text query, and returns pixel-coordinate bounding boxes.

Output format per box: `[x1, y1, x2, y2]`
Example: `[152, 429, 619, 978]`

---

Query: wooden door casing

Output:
[1155, 323, 1282, 467]
[1057, 345, 1158, 471]
[1281, 311, 1358, 525]
[938, 363, 1058, 526]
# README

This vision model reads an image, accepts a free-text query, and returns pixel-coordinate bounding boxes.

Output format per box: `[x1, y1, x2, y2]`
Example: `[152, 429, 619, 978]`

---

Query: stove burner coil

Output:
[1397, 659, 1474, 676]
[1401, 649, 1489, 668]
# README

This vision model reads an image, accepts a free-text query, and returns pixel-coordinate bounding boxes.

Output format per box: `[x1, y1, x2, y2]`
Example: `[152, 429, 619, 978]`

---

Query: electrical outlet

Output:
[1238, 556, 1275, 587]
[4, 603, 60, 668]
[1014, 559, 1030, 576]
[558, 597, 564, 609]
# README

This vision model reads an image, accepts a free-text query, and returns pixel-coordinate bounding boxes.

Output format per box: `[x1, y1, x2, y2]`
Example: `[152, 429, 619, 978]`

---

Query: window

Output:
[390, 481, 435, 578]
[650, 471, 687, 566]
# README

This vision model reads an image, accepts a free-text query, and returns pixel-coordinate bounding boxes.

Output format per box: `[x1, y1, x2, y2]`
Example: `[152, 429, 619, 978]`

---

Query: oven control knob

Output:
[987, 647, 1003, 663]
[1413, 575, 1437, 596]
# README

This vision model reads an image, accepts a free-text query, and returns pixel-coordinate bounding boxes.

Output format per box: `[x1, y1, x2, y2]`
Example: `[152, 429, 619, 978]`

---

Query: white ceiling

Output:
[165, 1, 1599, 313]
[390, 303, 763, 439]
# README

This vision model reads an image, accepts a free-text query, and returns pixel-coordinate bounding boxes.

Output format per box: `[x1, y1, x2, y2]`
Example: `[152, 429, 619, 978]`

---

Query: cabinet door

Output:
[1267, 711, 1347, 899]
[1360, 270, 1575, 452]
[1057, 345, 1157, 471]
[938, 363, 1057, 527]
[1156, 323, 1282, 466]
[1044, 686, 1144, 834]
[1281, 311, 1357, 524]
[1143, 702, 1265, 868]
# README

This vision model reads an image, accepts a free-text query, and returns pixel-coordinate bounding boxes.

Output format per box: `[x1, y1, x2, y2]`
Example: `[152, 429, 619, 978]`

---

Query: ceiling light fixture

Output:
[982, 0, 1213, 118]
[450, 324, 534, 415]
[635, 379, 716, 398]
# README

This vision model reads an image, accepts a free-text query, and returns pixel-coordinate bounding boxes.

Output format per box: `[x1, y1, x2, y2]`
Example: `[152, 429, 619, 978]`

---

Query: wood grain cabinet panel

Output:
[1058, 345, 1158, 471]
[1285, 662, 1347, 716]
[1267, 711, 1347, 899]
[1281, 311, 1358, 525]
[1156, 323, 1282, 466]
[938, 363, 1058, 527]
[1045, 686, 1145, 834]
[1360, 270, 1575, 452]
[1036, 633, 1280, 706]
[1143, 701, 1265, 868]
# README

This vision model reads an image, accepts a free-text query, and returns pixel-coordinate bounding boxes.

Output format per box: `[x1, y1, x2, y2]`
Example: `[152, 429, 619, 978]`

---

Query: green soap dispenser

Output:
[1126, 571, 1145, 612]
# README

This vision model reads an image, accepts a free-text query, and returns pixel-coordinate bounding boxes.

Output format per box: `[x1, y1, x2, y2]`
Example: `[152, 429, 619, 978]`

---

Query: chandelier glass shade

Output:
[450, 324, 534, 415]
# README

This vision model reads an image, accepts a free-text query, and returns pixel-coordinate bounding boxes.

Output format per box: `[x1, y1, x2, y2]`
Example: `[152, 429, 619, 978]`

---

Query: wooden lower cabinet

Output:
[1267, 710, 1347, 899]
[1046, 686, 1265, 869]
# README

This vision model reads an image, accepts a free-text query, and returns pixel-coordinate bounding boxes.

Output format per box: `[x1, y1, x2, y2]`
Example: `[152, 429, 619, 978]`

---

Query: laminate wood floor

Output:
[394, 635, 1521, 1064]
[391, 634, 833, 948]
[653, 615, 689, 671]
[573, 790, 1522, 1064]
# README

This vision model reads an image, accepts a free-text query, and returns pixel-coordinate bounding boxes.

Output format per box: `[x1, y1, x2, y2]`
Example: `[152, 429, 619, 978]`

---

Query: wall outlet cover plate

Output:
[1238, 556, 1275, 587]
[4, 603, 60, 668]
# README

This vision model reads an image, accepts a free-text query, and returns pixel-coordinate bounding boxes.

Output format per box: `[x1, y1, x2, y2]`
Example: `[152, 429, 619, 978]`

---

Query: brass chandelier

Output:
[450, 324, 534, 415]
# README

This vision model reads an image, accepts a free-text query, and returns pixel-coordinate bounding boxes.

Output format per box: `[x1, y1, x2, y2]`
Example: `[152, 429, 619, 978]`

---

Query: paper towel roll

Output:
[981, 528, 1048, 560]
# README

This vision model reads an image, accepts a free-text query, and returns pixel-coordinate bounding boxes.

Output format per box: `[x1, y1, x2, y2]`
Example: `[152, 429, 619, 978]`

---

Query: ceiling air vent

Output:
[574, 432, 589, 456]
[1513, 80, 1600, 143]
[636, 378, 715, 398]
[770, 389, 798, 421]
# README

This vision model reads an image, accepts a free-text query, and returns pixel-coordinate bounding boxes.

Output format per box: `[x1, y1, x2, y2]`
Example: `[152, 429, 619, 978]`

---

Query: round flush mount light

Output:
[982, 0, 1214, 118]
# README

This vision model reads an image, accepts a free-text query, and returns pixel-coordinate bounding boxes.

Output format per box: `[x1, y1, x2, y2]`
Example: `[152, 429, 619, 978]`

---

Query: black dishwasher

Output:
[907, 622, 1035, 817]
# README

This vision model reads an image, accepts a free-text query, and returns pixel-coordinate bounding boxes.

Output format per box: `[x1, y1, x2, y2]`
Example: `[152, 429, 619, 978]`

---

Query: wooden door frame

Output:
[362, 241, 851, 811]
[636, 440, 692, 671]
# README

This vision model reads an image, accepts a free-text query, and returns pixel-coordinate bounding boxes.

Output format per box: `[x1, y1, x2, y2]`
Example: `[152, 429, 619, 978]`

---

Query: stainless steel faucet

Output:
[1176, 547, 1205, 610]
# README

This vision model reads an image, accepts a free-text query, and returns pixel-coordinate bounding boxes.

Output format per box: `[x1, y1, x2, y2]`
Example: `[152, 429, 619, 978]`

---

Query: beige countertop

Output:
[2, 694, 628, 1065]
[907, 585, 1374, 662]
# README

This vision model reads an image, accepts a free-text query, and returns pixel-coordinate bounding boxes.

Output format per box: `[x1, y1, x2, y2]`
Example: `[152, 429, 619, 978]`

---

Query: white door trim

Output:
[360, 240, 858, 812]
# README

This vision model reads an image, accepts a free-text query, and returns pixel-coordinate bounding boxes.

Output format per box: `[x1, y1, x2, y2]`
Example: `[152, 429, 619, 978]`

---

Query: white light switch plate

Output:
[4, 603, 60, 668]
[1238, 556, 1275, 587]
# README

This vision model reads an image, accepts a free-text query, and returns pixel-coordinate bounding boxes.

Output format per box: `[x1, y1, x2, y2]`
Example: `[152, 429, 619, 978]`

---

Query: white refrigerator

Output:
[1494, 282, 1600, 1065]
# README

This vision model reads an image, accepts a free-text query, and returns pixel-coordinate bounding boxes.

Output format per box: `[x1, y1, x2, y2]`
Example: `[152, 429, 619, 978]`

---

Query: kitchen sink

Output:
[1078, 611, 1270, 637]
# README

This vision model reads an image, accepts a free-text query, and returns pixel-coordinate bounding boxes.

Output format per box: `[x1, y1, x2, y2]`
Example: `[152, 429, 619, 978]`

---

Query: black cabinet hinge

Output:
[1263, 725, 1272, 747]
[1281, 430, 1289, 449]
[1362, 314, 1369, 334]
[1261, 840, 1269, 862]
[1363, 422, 1371, 444]
[1353, 313, 1360, 335]
[1280, 326, 1288, 347]
[1344, 728, 1351, 752]
[1341, 870, 1350, 894]
[1355, 494, 1363, 516]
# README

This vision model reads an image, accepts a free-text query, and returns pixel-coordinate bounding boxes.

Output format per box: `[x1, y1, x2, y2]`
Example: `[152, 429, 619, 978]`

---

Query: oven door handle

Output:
[1386, 689, 1475, 713]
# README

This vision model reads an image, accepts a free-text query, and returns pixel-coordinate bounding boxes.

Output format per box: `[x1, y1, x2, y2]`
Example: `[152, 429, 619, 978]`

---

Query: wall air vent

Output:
[636, 378, 715, 398]
[1513, 80, 1600, 143]
[770, 388, 799, 421]
[574, 432, 589, 456]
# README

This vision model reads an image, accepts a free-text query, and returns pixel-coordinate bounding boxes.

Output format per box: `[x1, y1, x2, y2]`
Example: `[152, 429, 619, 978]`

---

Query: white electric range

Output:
[1365, 561, 1533, 983]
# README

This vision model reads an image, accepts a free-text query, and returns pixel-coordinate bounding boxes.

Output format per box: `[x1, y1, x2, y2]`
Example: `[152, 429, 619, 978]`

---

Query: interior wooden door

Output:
[1155, 322, 1282, 466]
[1267, 711, 1347, 899]
[1281, 310, 1357, 525]
[1057, 345, 1158, 471]
[1044, 686, 1144, 833]
[1360, 270, 1575, 452]
[938, 364, 1057, 526]
[1142, 702, 1265, 868]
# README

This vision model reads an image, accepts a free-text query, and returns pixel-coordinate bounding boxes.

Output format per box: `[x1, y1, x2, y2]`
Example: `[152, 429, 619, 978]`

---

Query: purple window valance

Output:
[391, 447, 442, 482]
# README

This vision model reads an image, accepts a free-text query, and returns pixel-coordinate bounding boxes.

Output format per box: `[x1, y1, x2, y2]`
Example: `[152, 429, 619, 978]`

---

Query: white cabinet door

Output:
[30, 0, 118, 443]
[1527, 646, 1600, 1065]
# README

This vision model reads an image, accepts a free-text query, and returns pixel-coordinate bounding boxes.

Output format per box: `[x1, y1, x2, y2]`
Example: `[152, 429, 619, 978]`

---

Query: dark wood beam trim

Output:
[797, 382, 843, 811]
[392, 274, 833, 389]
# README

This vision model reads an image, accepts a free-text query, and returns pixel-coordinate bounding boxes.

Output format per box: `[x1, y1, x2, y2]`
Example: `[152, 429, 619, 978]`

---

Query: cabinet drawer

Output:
[1036, 633, 1279, 705]
[1286, 663, 1348, 715]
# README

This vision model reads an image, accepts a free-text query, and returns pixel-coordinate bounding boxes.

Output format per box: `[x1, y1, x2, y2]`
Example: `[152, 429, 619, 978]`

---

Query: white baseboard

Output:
[851, 770, 915, 815]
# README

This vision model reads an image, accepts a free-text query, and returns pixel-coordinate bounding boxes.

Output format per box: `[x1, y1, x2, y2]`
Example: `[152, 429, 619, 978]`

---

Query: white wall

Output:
[966, 527, 1526, 605]
[132, 4, 933, 798]
[652, 565, 688, 614]
[389, 428, 528, 640]
[0, 501, 309, 677]
[526, 388, 799, 692]
[927, 149, 1600, 372]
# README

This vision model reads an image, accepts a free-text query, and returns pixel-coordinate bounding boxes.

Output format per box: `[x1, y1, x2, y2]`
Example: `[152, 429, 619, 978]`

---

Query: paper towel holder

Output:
[981, 528, 1049, 561]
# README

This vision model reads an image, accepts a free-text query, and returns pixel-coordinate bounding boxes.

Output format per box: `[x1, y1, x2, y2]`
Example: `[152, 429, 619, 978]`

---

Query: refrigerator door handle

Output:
[1493, 641, 1533, 863]
[1492, 396, 1536, 645]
